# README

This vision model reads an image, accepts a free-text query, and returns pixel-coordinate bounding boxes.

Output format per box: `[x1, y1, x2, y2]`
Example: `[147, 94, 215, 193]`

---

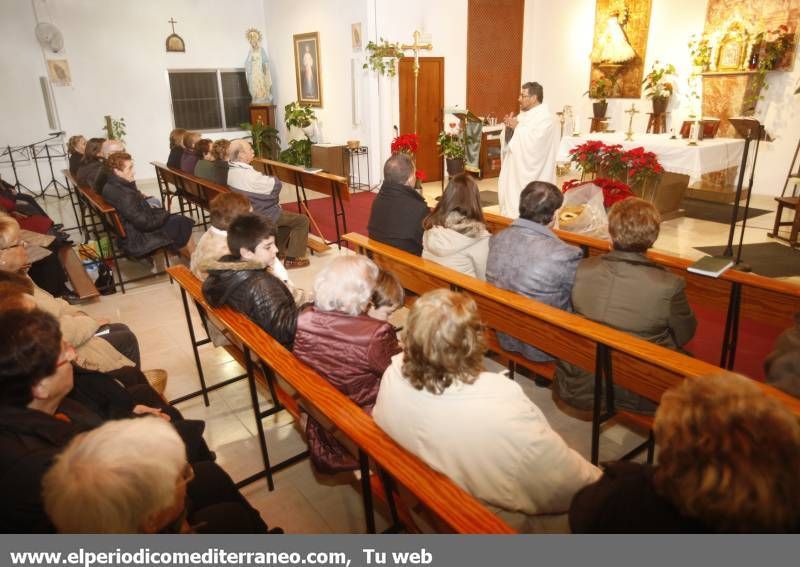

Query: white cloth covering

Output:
[557, 132, 745, 186]
[498, 103, 559, 218]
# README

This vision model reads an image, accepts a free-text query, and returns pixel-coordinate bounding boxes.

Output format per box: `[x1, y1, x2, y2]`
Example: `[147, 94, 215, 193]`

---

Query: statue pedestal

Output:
[249, 104, 276, 129]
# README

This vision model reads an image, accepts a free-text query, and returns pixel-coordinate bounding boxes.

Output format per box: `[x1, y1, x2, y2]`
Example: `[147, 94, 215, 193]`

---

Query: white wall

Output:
[0, 0, 264, 187]
[523, 0, 800, 195]
[263, 0, 468, 183]
[3, 0, 795, 194]
[262, 0, 370, 150]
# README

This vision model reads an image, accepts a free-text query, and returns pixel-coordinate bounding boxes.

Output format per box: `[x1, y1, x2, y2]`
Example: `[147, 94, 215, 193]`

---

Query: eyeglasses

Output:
[519, 93, 533, 99]
[1, 241, 27, 251]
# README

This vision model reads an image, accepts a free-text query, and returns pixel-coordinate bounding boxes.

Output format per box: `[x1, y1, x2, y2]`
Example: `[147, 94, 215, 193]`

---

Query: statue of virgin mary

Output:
[245, 28, 273, 104]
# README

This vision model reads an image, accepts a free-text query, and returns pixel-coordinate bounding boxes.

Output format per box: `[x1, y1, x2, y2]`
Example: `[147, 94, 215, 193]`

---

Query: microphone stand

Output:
[722, 118, 766, 272]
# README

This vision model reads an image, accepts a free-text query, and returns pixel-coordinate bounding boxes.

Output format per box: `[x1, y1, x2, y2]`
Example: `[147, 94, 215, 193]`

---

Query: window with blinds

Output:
[168, 70, 251, 131]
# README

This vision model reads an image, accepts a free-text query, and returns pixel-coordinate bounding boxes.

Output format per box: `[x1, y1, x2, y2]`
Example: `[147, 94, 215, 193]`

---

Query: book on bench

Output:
[687, 255, 734, 278]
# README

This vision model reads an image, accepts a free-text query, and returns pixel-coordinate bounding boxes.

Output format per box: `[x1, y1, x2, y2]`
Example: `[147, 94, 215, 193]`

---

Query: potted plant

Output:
[563, 177, 634, 209]
[280, 101, 317, 166]
[584, 77, 613, 118]
[240, 121, 280, 160]
[688, 34, 711, 72]
[363, 38, 403, 77]
[642, 61, 676, 114]
[284, 101, 317, 139]
[103, 115, 126, 142]
[390, 133, 426, 188]
[437, 116, 466, 176]
[745, 25, 795, 112]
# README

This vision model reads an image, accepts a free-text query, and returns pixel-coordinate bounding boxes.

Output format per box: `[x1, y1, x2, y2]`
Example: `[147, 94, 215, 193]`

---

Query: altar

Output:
[557, 133, 746, 216]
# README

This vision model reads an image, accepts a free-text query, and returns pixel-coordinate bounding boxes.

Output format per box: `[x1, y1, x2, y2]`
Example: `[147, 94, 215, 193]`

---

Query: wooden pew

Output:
[483, 211, 800, 372]
[253, 158, 350, 248]
[74, 183, 171, 293]
[152, 161, 330, 254]
[57, 245, 99, 300]
[343, 233, 800, 463]
[166, 264, 515, 534]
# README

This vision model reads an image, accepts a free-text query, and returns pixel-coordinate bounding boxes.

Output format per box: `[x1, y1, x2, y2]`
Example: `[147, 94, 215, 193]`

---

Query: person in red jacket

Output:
[293, 255, 401, 473]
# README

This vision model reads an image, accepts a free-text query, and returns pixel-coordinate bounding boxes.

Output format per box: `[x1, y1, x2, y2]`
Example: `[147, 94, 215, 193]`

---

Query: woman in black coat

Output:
[75, 137, 104, 187]
[67, 135, 86, 176]
[167, 128, 186, 169]
[102, 152, 195, 258]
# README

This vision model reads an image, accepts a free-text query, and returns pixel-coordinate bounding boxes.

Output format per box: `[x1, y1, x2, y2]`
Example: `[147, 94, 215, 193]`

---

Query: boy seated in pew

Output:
[200, 213, 298, 349]
[191, 193, 309, 304]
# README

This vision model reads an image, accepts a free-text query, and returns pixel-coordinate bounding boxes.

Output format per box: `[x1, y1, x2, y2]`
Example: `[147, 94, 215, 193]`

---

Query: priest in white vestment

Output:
[498, 82, 558, 218]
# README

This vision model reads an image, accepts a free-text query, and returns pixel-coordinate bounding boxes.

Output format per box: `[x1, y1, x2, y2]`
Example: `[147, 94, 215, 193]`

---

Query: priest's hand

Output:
[503, 113, 518, 129]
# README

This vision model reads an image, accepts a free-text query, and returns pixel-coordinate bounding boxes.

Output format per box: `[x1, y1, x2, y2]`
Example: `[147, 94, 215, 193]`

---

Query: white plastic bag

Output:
[555, 183, 609, 239]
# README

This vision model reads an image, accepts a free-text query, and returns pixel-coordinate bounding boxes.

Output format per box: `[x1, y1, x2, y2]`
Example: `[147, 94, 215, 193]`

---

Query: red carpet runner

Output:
[282, 192, 376, 244]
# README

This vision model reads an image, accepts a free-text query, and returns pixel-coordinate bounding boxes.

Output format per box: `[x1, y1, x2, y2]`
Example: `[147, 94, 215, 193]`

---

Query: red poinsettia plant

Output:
[620, 146, 663, 187]
[391, 133, 419, 155]
[415, 169, 428, 182]
[563, 178, 634, 209]
[568, 140, 606, 173]
[569, 141, 664, 188]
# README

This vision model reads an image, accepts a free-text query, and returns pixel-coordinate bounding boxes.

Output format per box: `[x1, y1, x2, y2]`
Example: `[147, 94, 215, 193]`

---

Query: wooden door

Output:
[399, 57, 444, 182]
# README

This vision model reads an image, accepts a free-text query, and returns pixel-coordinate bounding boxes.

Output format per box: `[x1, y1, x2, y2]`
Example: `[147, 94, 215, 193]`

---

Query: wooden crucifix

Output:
[399, 30, 432, 134]
[624, 103, 639, 141]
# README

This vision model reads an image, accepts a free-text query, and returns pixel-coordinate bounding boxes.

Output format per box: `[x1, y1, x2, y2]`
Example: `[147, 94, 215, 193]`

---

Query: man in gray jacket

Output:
[486, 181, 582, 364]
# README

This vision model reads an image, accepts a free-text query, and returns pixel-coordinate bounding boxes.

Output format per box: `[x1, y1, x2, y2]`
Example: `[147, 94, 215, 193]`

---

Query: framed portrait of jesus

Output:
[294, 32, 323, 107]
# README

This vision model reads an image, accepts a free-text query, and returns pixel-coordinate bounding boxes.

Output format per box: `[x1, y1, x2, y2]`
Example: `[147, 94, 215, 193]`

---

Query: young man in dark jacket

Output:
[201, 213, 298, 349]
[367, 153, 429, 256]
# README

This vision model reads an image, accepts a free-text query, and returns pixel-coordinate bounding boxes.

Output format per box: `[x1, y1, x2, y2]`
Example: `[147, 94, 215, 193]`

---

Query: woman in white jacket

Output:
[373, 290, 600, 532]
[422, 173, 490, 280]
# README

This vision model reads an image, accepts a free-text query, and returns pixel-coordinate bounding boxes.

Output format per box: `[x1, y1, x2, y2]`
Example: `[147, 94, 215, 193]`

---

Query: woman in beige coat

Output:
[421, 173, 490, 279]
[0, 213, 138, 374]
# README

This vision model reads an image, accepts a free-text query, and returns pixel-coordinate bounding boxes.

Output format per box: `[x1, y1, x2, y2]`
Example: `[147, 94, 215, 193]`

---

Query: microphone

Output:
[49, 131, 65, 137]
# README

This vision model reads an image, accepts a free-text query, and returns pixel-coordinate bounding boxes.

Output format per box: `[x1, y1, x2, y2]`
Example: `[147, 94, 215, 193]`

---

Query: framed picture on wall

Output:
[293, 32, 323, 107]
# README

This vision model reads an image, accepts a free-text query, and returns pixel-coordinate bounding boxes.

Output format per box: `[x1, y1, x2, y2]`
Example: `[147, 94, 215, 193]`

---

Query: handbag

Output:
[79, 244, 116, 295]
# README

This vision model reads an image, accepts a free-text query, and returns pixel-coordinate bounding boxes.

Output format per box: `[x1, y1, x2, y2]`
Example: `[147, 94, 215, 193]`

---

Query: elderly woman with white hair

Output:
[293, 255, 401, 473]
[373, 289, 600, 532]
[42, 417, 275, 533]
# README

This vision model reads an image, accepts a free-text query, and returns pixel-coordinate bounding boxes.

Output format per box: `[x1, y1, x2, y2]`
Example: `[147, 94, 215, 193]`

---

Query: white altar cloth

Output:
[557, 132, 744, 186]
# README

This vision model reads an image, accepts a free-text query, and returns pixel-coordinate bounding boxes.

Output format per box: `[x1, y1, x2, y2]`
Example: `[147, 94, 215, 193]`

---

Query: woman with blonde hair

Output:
[422, 173, 490, 279]
[167, 128, 186, 169]
[67, 135, 86, 176]
[570, 373, 800, 532]
[373, 289, 599, 532]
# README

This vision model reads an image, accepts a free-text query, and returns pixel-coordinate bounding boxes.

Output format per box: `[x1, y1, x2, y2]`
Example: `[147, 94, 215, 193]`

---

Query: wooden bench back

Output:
[152, 162, 230, 210]
[253, 158, 350, 202]
[165, 264, 515, 534]
[73, 182, 127, 239]
[482, 211, 800, 330]
[343, 233, 800, 416]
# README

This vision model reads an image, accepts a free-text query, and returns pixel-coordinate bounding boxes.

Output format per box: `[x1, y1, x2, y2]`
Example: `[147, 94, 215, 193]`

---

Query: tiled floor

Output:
[27, 173, 796, 533]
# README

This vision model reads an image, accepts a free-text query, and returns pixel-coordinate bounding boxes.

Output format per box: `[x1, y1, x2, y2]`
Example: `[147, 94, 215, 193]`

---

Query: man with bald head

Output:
[227, 140, 310, 268]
